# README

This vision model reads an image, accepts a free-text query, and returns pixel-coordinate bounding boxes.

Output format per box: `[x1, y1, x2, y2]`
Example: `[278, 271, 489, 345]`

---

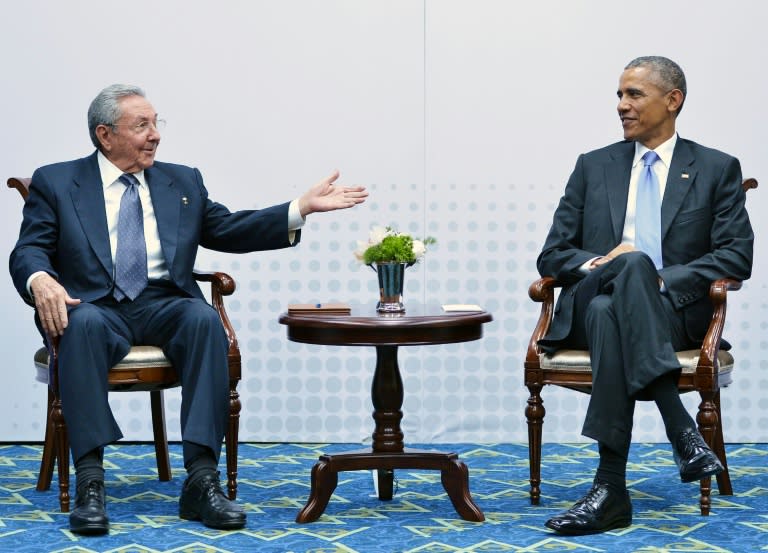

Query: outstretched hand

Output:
[298, 170, 368, 217]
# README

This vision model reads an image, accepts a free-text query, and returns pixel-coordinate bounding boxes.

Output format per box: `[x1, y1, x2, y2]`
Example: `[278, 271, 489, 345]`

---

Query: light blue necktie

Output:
[635, 150, 663, 269]
[113, 173, 148, 301]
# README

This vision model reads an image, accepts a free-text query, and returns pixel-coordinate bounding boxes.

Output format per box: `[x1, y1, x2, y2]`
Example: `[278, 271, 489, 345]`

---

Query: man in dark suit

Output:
[537, 57, 753, 535]
[9, 84, 367, 534]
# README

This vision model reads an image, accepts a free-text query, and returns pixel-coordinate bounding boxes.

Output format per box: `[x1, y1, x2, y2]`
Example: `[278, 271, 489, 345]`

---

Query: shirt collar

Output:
[97, 150, 146, 188]
[633, 133, 677, 169]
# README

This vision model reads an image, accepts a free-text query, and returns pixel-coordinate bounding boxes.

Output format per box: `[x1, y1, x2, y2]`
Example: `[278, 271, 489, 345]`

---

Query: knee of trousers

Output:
[610, 250, 658, 275]
[60, 304, 111, 341]
[178, 302, 227, 337]
[584, 294, 615, 327]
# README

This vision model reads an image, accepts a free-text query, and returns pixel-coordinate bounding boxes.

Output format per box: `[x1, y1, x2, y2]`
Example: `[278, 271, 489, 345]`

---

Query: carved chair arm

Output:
[697, 278, 741, 374]
[525, 276, 560, 366]
[192, 270, 240, 364]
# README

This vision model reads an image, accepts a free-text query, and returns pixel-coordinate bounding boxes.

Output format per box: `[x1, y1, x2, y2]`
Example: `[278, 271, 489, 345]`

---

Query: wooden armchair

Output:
[524, 177, 757, 517]
[8, 176, 242, 512]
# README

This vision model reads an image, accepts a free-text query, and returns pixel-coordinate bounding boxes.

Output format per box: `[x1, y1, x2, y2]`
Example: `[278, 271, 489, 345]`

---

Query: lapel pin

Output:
[182, 196, 189, 205]
[681, 172, 690, 179]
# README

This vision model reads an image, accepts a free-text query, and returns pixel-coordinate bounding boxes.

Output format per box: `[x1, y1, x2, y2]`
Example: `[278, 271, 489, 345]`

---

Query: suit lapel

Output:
[145, 166, 180, 271]
[604, 143, 634, 243]
[662, 139, 696, 240]
[71, 153, 113, 276]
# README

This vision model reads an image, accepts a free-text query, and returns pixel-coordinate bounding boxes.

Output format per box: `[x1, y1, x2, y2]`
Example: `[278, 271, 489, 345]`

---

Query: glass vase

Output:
[373, 262, 407, 313]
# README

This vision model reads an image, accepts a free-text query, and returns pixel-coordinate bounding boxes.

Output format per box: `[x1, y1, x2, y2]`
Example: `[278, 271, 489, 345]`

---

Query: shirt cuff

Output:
[26, 270, 48, 297]
[288, 199, 305, 230]
[288, 199, 305, 245]
[580, 257, 602, 273]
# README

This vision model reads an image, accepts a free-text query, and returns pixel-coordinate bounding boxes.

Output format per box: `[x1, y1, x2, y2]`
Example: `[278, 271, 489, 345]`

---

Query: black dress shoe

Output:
[179, 471, 246, 530]
[545, 481, 632, 535]
[673, 428, 724, 483]
[69, 480, 109, 535]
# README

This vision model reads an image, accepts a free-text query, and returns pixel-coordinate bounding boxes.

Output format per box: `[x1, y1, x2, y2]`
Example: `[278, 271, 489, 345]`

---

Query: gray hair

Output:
[87, 84, 146, 148]
[625, 56, 687, 115]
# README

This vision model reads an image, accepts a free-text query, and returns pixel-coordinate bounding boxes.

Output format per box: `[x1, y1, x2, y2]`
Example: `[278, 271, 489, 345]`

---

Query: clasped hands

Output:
[588, 243, 637, 269]
[589, 243, 664, 288]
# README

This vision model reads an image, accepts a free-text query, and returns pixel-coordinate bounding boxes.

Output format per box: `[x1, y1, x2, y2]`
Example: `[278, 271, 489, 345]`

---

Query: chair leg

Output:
[696, 390, 720, 516]
[150, 390, 172, 481]
[525, 383, 545, 505]
[225, 380, 241, 500]
[51, 392, 71, 512]
[37, 389, 56, 491]
[711, 390, 733, 496]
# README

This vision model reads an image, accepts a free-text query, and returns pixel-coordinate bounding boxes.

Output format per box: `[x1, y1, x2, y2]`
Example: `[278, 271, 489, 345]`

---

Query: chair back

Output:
[7, 177, 31, 200]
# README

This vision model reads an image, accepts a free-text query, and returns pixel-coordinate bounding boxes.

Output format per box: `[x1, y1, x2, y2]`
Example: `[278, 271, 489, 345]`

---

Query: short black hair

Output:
[625, 56, 687, 115]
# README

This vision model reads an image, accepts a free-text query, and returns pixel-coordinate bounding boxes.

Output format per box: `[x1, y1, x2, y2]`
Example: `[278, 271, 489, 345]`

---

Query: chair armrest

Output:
[192, 270, 236, 296]
[192, 271, 239, 362]
[525, 276, 560, 366]
[698, 278, 742, 374]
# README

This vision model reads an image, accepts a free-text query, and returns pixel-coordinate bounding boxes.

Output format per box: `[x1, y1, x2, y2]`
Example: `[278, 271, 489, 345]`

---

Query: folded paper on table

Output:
[288, 303, 351, 315]
[442, 304, 484, 312]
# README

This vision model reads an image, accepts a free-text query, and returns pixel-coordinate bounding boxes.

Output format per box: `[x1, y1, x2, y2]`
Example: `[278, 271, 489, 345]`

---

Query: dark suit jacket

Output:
[537, 138, 753, 347]
[10, 151, 299, 303]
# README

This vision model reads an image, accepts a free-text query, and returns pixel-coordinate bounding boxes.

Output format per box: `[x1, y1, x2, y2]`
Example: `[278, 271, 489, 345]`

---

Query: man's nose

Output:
[617, 97, 630, 112]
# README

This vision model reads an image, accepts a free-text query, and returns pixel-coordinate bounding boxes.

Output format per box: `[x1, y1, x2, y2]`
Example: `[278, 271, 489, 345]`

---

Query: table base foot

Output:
[295, 448, 484, 523]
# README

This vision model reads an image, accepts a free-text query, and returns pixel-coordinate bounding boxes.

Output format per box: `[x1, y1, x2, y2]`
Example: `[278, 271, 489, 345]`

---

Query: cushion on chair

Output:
[34, 345, 173, 385]
[540, 348, 734, 376]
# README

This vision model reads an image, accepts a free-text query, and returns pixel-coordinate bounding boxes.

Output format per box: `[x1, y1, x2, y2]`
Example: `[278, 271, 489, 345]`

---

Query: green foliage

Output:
[363, 234, 415, 264]
[361, 229, 436, 265]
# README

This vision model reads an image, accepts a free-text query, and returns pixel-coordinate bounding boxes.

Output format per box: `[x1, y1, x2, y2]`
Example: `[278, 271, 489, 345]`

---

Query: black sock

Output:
[74, 447, 104, 491]
[596, 442, 627, 492]
[646, 372, 696, 442]
[183, 441, 217, 483]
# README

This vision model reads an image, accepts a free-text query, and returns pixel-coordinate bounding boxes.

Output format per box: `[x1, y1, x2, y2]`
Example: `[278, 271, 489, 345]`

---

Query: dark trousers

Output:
[57, 283, 229, 463]
[566, 252, 692, 456]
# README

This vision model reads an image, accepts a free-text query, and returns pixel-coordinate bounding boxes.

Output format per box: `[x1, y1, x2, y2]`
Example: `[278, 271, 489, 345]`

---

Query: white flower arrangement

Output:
[354, 226, 436, 266]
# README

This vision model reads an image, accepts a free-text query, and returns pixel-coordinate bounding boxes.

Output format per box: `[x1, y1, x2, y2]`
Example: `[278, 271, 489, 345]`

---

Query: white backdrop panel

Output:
[1, 0, 766, 445]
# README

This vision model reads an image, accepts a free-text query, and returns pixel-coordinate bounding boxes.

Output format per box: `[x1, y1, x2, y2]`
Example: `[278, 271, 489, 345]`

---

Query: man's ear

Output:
[667, 89, 684, 114]
[95, 124, 113, 153]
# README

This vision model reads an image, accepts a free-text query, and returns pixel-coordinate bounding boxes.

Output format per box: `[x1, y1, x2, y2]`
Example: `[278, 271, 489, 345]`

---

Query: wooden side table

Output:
[278, 304, 493, 523]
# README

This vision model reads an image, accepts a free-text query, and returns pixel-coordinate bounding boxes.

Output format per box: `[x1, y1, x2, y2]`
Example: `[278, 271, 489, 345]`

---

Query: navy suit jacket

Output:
[537, 138, 753, 347]
[10, 151, 299, 303]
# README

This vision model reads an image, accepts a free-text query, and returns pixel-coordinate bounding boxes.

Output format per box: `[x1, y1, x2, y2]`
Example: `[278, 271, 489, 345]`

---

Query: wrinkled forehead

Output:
[117, 95, 157, 122]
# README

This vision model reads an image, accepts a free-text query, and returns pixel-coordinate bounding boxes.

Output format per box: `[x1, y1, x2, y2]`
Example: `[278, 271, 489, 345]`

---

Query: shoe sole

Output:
[681, 462, 724, 483]
[70, 522, 109, 535]
[545, 516, 632, 536]
[180, 510, 246, 530]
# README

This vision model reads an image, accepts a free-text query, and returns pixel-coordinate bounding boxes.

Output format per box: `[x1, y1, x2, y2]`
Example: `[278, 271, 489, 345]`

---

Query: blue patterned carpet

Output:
[0, 442, 766, 552]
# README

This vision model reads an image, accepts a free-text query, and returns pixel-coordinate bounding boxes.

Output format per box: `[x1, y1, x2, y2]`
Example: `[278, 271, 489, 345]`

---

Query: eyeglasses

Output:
[110, 119, 167, 134]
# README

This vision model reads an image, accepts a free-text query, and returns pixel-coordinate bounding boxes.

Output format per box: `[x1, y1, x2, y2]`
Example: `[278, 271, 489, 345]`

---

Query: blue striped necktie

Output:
[113, 173, 148, 301]
[635, 150, 663, 269]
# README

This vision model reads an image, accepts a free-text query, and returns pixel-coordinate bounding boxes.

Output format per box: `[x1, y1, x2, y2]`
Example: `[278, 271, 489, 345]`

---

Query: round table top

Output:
[279, 304, 493, 347]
